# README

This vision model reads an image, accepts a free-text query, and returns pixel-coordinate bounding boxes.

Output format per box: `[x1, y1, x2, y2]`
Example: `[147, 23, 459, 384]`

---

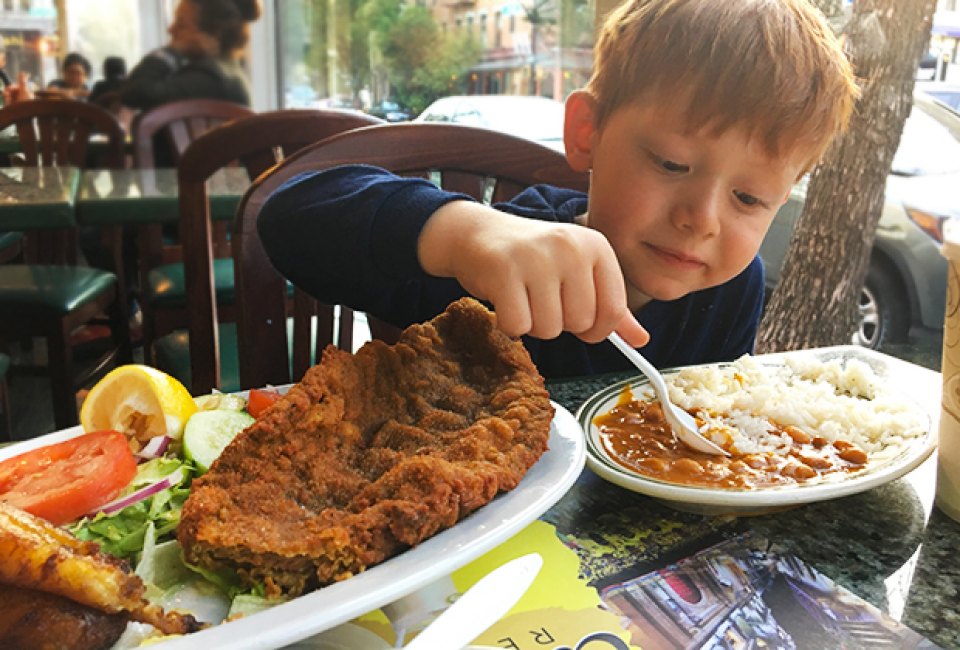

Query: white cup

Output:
[937, 219, 960, 522]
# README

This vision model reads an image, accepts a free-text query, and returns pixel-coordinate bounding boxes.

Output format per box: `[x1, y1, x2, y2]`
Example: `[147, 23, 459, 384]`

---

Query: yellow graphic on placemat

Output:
[348, 520, 637, 648]
[452, 520, 635, 649]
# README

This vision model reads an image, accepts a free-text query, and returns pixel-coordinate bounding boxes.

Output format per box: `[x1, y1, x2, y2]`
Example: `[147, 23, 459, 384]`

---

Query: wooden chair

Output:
[131, 99, 255, 365]
[154, 108, 384, 395]
[229, 123, 590, 392]
[0, 99, 132, 429]
[132, 98, 255, 169]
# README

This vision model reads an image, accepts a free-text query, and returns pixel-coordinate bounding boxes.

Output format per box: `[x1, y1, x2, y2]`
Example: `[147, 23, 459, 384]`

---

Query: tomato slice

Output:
[247, 388, 282, 419]
[0, 430, 137, 525]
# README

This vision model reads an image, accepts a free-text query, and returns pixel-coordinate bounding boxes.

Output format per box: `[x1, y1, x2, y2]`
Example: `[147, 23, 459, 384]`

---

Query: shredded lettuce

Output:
[137, 537, 232, 624]
[69, 456, 196, 561]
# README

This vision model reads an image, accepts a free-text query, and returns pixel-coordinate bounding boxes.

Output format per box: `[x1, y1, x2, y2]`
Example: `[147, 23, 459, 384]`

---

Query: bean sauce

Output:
[593, 389, 868, 489]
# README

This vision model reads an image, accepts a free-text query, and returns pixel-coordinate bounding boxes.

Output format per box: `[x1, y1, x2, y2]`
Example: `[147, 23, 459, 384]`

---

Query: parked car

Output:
[760, 90, 960, 348]
[917, 51, 941, 81]
[285, 84, 319, 108]
[415, 94, 566, 152]
[367, 99, 412, 122]
[915, 81, 960, 112]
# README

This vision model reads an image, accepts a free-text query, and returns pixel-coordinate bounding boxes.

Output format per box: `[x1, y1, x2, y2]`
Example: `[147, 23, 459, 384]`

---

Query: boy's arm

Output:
[259, 164, 647, 346]
[257, 165, 467, 317]
[419, 201, 648, 346]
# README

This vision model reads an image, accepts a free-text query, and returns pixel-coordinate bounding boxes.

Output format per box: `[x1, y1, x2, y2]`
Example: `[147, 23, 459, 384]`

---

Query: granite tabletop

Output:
[543, 348, 959, 649]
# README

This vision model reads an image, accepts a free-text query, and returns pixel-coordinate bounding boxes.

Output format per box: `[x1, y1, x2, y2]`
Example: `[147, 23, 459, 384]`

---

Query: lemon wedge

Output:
[80, 365, 198, 443]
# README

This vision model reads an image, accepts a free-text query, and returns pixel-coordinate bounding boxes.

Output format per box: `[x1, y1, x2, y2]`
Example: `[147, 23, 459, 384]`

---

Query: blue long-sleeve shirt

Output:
[257, 165, 764, 379]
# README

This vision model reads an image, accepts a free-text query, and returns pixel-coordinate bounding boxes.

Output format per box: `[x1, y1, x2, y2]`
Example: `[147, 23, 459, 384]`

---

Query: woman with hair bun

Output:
[120, 0, 261, 112]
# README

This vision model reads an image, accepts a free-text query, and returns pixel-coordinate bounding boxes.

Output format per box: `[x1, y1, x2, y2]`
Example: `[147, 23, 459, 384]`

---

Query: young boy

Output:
[257, 0, 858, 379]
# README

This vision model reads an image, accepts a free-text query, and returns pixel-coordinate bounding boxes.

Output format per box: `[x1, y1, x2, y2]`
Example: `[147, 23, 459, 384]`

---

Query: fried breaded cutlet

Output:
[179, 297, 554, 596]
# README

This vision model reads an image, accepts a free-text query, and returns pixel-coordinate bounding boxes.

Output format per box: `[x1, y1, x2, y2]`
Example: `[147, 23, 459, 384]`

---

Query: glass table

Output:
[0, 166, 80, 230]
[75, 167, 251, 226]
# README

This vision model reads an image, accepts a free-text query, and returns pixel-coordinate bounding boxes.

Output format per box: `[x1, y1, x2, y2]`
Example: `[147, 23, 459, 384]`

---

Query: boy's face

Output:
[564, 91, 805, 305]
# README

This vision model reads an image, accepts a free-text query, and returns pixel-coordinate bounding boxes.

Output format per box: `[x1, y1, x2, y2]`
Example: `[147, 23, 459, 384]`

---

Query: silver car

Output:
[760, 90, 960, 348]
[415, 95, 566, 153]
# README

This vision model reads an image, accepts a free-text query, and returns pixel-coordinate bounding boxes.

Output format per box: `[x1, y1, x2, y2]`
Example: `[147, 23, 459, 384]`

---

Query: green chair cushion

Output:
[155, 323, 240, 394]
[153, 319, 317, 395]
[147, 258, 235, 307]
[0, 265, 116, 314]
[0, 232, 24, 251]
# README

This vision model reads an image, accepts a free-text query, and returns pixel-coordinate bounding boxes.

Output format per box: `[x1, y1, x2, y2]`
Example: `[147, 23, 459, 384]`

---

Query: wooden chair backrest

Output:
[0, 98, 124, 167]
[178, 109, 385, 395]
[234, 122, 590, 391]
[132, 98, 254, 168]
[131, 99, 255, 298]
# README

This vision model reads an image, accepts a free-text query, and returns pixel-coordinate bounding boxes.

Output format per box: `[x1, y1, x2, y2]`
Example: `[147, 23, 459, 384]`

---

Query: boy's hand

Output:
[419, 201, 650, 347]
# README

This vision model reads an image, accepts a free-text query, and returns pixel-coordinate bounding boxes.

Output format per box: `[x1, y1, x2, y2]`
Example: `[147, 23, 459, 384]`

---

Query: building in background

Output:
[0, 0, 58, 88]
[431, 0, 592, 100]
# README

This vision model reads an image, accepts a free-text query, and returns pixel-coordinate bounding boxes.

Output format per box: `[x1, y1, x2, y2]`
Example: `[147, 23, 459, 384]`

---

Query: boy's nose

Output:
[671, 187, 721, 237]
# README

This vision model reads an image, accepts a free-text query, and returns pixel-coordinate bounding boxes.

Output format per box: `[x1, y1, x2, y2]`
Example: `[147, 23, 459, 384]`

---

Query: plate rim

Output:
[575, 352, 937, 508]
[2, 400, 585, 650]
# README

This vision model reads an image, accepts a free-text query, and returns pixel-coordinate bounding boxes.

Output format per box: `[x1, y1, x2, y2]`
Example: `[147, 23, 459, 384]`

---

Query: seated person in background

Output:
[257, 0, 860, 380]
[2, 71, 32, 106]
[120, 0, 260, 113]
[47, 52, 91, 100]
[88, 56, 127, 107]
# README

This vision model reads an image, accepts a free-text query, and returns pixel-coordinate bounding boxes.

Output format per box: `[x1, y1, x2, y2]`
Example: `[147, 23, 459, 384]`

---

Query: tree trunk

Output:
[756, 0, 936, 353]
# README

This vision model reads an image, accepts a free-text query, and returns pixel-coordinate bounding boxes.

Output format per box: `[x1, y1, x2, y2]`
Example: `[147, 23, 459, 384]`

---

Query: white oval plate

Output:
[576, 347, 937, 516]
[1, 400, 585, 650]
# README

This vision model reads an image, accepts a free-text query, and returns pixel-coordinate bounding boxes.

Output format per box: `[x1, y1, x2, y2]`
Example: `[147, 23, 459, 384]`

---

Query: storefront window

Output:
[64, 0, 152, 87]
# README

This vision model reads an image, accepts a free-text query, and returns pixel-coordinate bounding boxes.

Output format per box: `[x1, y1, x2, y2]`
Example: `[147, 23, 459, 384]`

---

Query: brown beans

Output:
[782, 461, 817, 480]
[784, 426, 812, 444]
[795, 452, 833, 469]
[838, 445, 868, 465]
[671, 458, 705, 475]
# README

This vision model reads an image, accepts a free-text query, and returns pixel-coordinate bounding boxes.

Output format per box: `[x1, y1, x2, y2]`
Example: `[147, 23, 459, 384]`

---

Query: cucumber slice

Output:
[183, 410, 255, 473]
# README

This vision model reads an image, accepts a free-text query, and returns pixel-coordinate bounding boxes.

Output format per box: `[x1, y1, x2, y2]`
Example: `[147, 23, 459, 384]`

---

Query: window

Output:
[65, 0, 146, 87]
[272, 0, 595, 112]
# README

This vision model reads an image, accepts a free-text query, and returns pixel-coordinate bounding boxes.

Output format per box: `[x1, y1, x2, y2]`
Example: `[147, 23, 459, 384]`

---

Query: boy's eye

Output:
[660, 159, 689, 173]
[734, 191, 762, 207]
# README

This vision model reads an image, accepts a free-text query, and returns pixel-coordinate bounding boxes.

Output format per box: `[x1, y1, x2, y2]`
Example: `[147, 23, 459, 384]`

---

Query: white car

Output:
[415, 94, 566, 153]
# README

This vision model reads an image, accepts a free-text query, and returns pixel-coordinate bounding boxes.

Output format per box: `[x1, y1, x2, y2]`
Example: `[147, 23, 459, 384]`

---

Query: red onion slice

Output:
[136, 435, 172, 461]
[91, 467, 186, 517]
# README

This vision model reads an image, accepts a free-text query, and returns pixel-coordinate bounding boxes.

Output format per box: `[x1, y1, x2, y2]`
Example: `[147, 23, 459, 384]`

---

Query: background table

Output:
[76, 167, 250, 226]
[0, 166, 79, 230]
[543, 349, 958, 648]
[0, 166, 81, 265]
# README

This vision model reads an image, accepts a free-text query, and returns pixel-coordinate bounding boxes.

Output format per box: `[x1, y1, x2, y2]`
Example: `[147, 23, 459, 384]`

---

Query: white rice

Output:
[638, 354, 928, 460]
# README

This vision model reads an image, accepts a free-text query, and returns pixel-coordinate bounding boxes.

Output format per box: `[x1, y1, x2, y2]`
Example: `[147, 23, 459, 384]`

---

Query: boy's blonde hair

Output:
[587, 0, 859, 172]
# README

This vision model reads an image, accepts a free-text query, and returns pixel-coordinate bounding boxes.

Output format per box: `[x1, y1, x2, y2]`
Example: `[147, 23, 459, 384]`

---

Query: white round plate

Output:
[576, 354, 937, 516]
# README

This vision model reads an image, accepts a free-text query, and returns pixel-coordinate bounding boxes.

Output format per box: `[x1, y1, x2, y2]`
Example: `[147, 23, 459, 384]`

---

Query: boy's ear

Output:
[564, 90, 598, 172]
